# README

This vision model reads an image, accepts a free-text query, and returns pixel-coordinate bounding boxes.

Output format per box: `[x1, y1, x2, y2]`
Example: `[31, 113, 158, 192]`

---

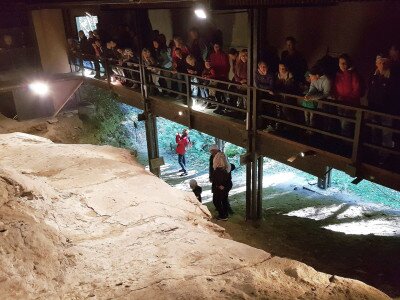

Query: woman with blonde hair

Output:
[212, 152, 230, 220]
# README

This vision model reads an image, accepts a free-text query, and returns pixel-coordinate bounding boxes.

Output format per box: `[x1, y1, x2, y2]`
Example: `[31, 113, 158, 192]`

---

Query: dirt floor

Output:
[1, 109, 399, 299]
[206, 189, 400, 298]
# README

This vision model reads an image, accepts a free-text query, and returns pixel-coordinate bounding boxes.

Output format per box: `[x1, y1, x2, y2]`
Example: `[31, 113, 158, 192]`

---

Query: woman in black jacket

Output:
[212, 152, 231, 220]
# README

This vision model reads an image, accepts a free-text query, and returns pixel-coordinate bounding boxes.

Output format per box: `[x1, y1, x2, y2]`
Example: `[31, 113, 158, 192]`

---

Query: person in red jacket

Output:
[209, 42, 230, 81]
[209, 42, 230, 113]
[175, 129, 190, 176]
[334, 53, 362, 136]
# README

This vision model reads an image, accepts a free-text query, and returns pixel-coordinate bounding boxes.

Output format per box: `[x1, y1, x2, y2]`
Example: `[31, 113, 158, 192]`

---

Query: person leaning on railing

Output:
[388, 44, 400, 149]
[209, 42, 230, 113]
[186, 55, 203, 99]
[201, 59, 217, 108]
[255, 60, 275, 130]
[171, 47, 187, 100]
[275, 61, 298, 124]
[303, 65, 332, 132]
[151, 37, 172, 93]
[142, 48, 160, 95]
[367, 54, 400, 153]
[333, 53, 362, 137]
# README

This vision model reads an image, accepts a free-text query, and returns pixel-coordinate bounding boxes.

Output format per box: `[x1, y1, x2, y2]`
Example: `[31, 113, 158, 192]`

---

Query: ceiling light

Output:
[29, 82, 49, 96]
[194, 9, 207, 19]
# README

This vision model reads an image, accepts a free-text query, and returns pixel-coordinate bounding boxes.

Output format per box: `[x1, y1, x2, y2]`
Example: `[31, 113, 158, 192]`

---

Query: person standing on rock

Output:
[209, 144, 234, 218]
[176, 129, 190, 176]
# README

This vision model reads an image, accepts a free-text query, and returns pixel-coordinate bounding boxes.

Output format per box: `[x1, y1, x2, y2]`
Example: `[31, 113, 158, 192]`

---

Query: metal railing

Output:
[68, 55, 400, 173]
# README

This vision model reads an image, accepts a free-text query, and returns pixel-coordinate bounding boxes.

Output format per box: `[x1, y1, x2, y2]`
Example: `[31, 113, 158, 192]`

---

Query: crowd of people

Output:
[68, 27, 400, 153]
[67, 27, 400, 220]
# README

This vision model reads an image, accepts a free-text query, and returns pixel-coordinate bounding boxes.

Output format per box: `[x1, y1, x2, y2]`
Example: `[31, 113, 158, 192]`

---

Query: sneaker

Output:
[217, 216, 228, 221]
[180, 172, 188, 176]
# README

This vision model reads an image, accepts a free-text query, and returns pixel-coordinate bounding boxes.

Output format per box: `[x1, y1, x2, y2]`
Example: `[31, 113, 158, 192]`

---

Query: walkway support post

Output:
[144, 113, 161, 177]
[245, 8, 263, 220]
[141, 61, 161, 177]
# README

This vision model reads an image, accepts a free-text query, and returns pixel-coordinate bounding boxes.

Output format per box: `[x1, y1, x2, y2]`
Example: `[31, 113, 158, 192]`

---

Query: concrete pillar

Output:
[31, 9, 70, 74]
[318, 167, 332, 190]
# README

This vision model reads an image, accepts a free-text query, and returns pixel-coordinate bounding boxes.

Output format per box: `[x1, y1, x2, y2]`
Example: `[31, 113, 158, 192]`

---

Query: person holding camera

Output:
[176, 129, 190, 176]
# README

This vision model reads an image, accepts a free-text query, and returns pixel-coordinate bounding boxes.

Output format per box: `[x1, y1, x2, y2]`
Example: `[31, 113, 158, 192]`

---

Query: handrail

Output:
[68, 57, 400, 171]
[260, 98, 357, 123]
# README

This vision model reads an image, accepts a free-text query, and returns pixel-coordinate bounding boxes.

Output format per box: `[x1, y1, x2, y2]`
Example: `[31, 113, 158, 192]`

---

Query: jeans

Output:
[191, 77, 199, 97]
[371, 115, 394, 148]
[178, 154, 186, 172]
[200, 87, 209, 98]
[338, 108, 355, 137]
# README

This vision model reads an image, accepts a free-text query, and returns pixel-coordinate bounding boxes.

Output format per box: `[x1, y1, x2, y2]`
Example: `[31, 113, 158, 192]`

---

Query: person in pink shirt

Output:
[175, 129, 190, 176]
[209, 42, 230, 81]
[209, 42, 230, 113]
[334, 53, 361, 136]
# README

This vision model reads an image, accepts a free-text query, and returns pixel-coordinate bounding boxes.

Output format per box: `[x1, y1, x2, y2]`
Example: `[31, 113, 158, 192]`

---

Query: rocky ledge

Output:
[0, 133, 390, 299]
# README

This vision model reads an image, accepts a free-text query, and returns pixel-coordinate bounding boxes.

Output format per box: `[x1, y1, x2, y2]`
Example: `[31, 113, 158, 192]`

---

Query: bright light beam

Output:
[194, 9, 207, 19]
[29, 82, 49, 96]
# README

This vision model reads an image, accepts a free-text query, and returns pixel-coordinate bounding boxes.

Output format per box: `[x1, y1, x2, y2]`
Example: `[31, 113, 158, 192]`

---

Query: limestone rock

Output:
[0, 133, 390, 300]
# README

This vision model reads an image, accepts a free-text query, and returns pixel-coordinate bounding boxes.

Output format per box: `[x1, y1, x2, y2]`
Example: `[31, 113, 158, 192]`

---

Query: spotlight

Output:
[194, 8, 207, 19]
[29, 82, 49, 96]
[287, 150, 316, 163]
[178, 111, 183, 116]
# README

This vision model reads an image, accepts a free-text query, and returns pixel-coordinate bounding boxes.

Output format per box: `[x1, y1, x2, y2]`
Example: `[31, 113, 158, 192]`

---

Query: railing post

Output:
[141, 62, 147, 99]
[80, 54, 84, 76]
[104, 59, 111, 88]
[185, 74, 191, 107]
[351, 110, 364, 163]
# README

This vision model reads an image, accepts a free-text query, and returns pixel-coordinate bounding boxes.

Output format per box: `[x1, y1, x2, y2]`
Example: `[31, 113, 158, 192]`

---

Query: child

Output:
[189, 179, 202, 203]
[201, 59, 216, 101]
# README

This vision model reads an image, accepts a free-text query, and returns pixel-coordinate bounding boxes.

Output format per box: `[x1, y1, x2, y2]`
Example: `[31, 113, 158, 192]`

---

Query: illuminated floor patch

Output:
[323, 218, 400, 236]
[285, 204, 346, 221]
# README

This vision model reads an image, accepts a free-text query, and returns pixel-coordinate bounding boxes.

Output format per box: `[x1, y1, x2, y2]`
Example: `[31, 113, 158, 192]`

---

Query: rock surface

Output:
[0, 133, 390, 299]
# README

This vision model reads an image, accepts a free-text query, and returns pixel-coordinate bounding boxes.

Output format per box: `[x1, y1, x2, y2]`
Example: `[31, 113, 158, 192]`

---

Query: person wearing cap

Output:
[367, 54, 400, 153]
[176, 129, 190, 176]
[189, 179, 202, 203]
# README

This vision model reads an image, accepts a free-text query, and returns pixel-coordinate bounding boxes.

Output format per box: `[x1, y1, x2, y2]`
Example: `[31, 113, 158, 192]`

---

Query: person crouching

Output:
[189, 179, 202, 203]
